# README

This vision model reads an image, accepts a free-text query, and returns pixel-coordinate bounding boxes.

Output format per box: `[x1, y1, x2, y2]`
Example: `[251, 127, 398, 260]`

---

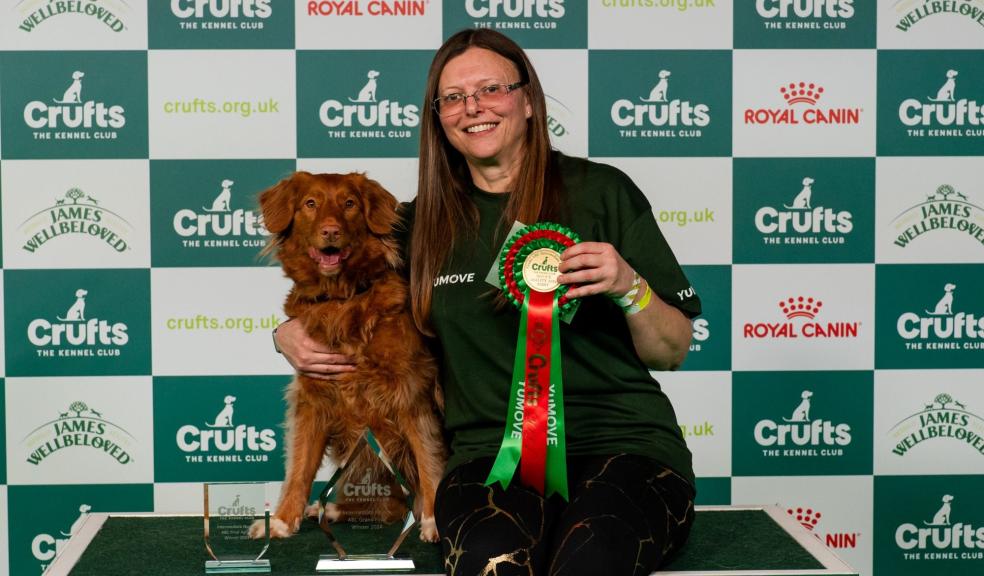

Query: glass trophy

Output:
[316, 429, 417, 573]
[204, 482, 271, 574]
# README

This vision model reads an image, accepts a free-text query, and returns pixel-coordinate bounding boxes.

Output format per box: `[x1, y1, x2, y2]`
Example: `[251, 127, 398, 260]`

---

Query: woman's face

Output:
[436, 47, 532, 173]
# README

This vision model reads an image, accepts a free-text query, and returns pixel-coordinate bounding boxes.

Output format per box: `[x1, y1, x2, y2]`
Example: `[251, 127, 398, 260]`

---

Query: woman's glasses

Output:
[432, 82, 526, 116]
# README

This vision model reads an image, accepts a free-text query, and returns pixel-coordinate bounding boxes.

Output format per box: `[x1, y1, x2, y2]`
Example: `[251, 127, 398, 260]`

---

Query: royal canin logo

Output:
[745, 82, 861, 126]
[744, 296, 860, 339]
[307, 0, 428, 16]
[786, 506, 859, 549]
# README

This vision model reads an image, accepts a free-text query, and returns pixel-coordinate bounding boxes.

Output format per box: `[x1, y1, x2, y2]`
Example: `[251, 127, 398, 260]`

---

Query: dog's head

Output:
[944, 283, 957, 293]
[946, 69, 958, 79]
[941, 494, 954, 503]
[260, 171, 400, 291]
[367, 70, 380, 79]
[75, 289, 88, 298]
[72, 71, 84, 80]
[800, 390, 813, 400]
[802, 177, 814, 187]
[79, 504, 91, 514]
[223, 395, 237, 404]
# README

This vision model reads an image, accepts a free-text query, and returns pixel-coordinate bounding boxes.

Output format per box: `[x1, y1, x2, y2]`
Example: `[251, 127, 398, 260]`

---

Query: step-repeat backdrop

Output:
[1, 1, 983, 575]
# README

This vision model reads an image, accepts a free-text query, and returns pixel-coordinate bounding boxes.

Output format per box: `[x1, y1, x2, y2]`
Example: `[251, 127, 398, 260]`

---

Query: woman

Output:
[277, 29, 700, 576]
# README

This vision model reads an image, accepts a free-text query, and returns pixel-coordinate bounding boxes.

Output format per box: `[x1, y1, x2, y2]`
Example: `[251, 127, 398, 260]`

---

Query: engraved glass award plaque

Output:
[204, 482, 271, 574]
[316, 429, 416, 573]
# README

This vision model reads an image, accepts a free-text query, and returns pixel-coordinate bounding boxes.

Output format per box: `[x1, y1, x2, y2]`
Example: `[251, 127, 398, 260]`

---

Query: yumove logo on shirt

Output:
[434, 273, 476, 287]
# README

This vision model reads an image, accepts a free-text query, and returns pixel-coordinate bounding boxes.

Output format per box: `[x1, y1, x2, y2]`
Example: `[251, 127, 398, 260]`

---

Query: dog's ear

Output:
[259, 172, 309, 234]
[358, 174, 400, 236]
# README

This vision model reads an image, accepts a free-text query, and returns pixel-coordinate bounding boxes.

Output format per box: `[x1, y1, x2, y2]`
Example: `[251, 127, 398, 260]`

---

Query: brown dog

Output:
[253, 171, 444, 542]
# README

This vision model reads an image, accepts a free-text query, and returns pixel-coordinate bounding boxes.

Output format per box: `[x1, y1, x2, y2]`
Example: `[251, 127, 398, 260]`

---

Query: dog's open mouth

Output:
[308, 245, 351, 271]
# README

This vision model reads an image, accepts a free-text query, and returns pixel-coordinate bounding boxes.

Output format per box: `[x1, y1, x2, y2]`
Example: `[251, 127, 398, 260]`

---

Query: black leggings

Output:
[434, 454, 695, 576]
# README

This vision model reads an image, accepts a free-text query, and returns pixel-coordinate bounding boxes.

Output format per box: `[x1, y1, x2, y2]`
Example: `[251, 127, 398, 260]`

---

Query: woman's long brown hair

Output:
[410, 29, 562, 335]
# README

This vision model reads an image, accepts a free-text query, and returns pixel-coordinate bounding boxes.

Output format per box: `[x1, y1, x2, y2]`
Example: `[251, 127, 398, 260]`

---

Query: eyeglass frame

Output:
[431, 81, 527, 116]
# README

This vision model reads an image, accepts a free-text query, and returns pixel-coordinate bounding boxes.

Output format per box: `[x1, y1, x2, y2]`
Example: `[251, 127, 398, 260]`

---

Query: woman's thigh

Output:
[547, 454, 695, 576]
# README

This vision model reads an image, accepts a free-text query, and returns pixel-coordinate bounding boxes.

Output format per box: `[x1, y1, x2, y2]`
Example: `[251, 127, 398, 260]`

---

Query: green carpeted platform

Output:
[48, 507, 857, 575]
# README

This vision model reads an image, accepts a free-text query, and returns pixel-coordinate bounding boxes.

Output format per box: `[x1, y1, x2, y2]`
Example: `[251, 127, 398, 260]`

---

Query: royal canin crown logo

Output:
[786, 506, 860, 549]
[745, 81, 861, 126]
[782, 82, 825, 106]
[781, 297, 823, 319]
[744, 295, 860, 339]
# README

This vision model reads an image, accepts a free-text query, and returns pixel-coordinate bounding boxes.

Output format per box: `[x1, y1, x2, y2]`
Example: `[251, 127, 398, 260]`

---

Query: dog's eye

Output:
[344, 199, 356, 209]
[305, 199, 316, 209]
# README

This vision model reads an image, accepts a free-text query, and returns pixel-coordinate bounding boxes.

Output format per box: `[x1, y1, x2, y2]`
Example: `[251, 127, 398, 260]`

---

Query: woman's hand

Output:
[275, 318, 356, 380]
[556, 242, 635, 300]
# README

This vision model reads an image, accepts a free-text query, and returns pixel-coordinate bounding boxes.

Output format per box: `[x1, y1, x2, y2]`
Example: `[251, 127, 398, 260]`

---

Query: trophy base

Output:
[205, 558, 272, 574]
[316, 553, 415, 573]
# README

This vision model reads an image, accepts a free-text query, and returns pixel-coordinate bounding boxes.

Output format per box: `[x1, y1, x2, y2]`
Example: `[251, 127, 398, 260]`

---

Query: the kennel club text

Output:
[756, 0, 855, 28]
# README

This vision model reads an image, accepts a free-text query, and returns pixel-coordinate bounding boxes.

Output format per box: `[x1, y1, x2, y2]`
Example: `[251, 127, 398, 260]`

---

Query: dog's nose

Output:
[321, 224, 341, 242]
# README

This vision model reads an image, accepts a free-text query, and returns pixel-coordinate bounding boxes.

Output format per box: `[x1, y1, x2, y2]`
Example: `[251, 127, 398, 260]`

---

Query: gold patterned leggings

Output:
[434, 454, 695, 576]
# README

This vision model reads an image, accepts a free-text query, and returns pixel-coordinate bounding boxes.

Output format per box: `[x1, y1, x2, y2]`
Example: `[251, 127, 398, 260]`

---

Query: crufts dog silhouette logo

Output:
[349, 70, 381, 103]
[639, 70, 672, 103]
[784, 390, 813, 423]
[53, 71, 85, 104]
[784, 177, 815, 209]
[929, 70, 958, 103]
[926, 284, 956, 316]
[925, 495, 954, 527]
[61, 504, 92, 537]
[203, 179, 234, 212]
[57, 289, 89, 321]
[206, 395, 237, 428]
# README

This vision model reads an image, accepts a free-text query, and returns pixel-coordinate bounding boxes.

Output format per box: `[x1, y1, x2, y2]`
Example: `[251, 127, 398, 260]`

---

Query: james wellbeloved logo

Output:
[733, 371, 872, 476]
[893, 0, 984, 32]
[22, 401, 135, 466]
[154, 377, 285, 482]
[151, 159, 290, 267]
[148, 0, 292, 48]
[743, 296, 861, 339]
[0, 52, 147, 158]
[298, 51, 430, 158]
[744, 82, 862, 125]
[890, 393, 984, 458]
[891, 184, 984, 249]
[877, 265, 984, 369]
[589, 51, 731, 157]
[16, 0, 128, 32]
[735, 0, 874, 48]
[443, 0, 586, 48]
[879, 52, 984, 156]
[19, 187, 131, 254]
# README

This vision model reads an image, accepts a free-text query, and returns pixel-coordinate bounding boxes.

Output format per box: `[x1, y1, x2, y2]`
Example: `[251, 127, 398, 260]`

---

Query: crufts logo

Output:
[31, 504, 93, 572]
[24, 401, 134, 466]
[27, 288, 129, 354]
[342, 466, 394, 498]
[171, 0, 272, 19]
[308, 0, 428, 16]
[891, 184, 984, 249]
[690, 318, 709, 352]
[319, 69, 419, 138]
[755, 0, 854, 21]
[744, 82, 861, 125]
[176, 393, 277, 462]
[898, 69, 984, 135]
[20, 187, 131, 254]
[23, 70, 125, 138]
[753, 390, 852, 455]
[895, 0, 984, 32]
[743, 296, 860, 339]
[464, 0, 565, 19]
[18, 0, 126, 32]
[895, 495, 984, 558]
[172, 179, 268, 247]
[217, 493, 257, 517]
[754, 177, 853, 244]
[896, 283, 984, 348]
[610, 69, 710, 135]
[891, 393, 984, 457]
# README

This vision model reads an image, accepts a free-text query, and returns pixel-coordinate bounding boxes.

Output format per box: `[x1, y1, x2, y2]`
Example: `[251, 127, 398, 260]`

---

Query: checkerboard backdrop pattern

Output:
[1, 2, 983, 575]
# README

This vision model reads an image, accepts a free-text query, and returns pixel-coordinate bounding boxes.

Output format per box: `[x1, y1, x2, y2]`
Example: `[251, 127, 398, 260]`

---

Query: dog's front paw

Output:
[304, 502, 322, 519]
[418, 515, 439, 543]
[250, 517, 295, 539]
